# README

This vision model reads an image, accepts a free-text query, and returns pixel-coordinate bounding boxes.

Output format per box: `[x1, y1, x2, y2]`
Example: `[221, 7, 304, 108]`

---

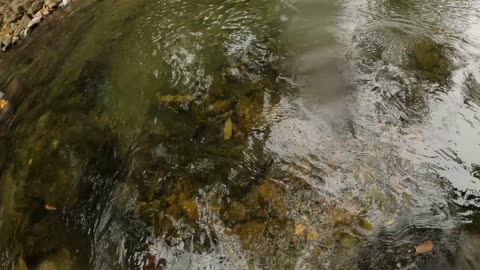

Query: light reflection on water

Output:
[1, 0, 480, 269]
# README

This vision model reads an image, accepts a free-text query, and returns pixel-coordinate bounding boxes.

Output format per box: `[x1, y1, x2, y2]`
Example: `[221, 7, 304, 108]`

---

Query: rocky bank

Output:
[0, 0, 70, 51]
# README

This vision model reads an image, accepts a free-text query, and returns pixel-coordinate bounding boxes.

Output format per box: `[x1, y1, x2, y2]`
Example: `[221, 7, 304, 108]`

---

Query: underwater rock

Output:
[336, 231, 359, 247]
[360, 218, 373, 230]
[166, 203, 182, 218]
[38, 261, 57, 270]
[410, 38, 452, 81]
[225, 67, 242, 82]
[179, 198, 198, 220]
[158, 95, 193, 103]
[133, 201, 148, 218]
[234, 94, 264, 135]
[231, 220, 267, 249]
[209, 99, 232, 114]
[455, 235, 480, 270]
[227, 201, 249, 222]
[17, 258, 29, 270]
[257, 181, 287, 222]
[35, 248, 73, 270]
[157, 94, 193, 112]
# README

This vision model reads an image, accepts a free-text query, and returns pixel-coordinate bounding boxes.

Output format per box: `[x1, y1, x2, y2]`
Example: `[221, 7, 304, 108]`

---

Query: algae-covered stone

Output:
[307, 228, 325, 241]
[337, 232, 359, 247]
[180, 199, 198, 220]
[38, 260, 57, 270]
[157, 94, 193, 112]
[166, 194, 177, 205]
[225, 67, 241, 82]
[133, 201, 148, 218]
[360, 218, 373, 230]
[166, 203, 182, 218]
[257, 181, 287, 222]
[329, 208, 355, 226]
[227, 201, 249, 222]
[258, 182, 282, 201]
[35, 248, 73, 270]
[410, 38, 452, 81]
[158, 95, 193, 103]
[17, 258, 28, 270]
[209, 99, 232, 114]
[231, 221, 267, 250]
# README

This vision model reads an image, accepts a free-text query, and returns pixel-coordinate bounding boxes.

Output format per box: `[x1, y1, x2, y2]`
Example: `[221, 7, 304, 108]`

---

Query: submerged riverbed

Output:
[1, 0, 480, 269]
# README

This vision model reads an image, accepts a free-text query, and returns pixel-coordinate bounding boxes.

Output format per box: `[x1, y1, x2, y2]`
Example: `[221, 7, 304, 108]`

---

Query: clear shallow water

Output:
[1, 0, 480, 269]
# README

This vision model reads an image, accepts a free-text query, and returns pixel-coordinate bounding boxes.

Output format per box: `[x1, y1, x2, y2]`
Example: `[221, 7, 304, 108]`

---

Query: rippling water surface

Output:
[1, 0, 480, 269]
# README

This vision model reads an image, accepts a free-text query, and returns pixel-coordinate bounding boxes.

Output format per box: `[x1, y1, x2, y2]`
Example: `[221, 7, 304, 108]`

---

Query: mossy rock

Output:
[227, 201, 249, 222]
[179, 198, 198, 220]
[230, 220, 267, 250]
[336, 231, 360, 248]
[409, 38, 452, 81]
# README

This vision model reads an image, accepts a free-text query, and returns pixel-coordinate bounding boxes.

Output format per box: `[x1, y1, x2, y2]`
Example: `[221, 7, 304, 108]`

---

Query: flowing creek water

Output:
[1, 0, 480, 269]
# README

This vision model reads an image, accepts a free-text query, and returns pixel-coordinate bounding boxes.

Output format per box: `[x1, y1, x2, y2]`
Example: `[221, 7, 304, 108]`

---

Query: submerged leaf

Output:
[360, 218, 373, 230]
[223, 117, 233, 140]
[0, 99, 7, 109]
[339, 233, 359, 247]
[385, 219, 395, 225]
[45, 203, 57, 211]
[415, 240, 433, 255]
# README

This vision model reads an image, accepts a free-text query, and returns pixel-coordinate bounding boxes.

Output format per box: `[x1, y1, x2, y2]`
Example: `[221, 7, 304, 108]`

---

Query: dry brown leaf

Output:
[0, 99, 7, 109]
[415, 240, 433, 255]
[45, 203, 57, 211]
